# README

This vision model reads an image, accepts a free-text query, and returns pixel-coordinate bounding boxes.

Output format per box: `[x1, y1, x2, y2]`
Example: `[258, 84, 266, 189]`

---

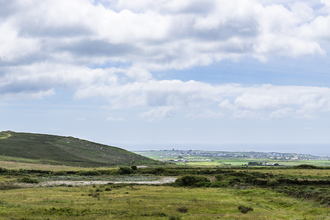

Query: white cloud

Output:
[232, 110, 261, 119]
[75, 79, 330, 119]
[0, 0, 328, 74]
[106, 117, 124, 121]
[0, 0, 330, 121]
[185, 109, 223, 119]
[269, 108, 294, 119]
[76, 117, 86, 121]
[138, 106, 177, 119]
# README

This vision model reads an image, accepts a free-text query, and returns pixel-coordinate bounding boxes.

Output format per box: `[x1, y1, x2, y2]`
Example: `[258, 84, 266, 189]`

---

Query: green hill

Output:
[0, 131, 163, 167]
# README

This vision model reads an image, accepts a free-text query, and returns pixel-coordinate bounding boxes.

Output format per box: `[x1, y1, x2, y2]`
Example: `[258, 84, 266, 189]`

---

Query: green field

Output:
[134, 150, 330, 167]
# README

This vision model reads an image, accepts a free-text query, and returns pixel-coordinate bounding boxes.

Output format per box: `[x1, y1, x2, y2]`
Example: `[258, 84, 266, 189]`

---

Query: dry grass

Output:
[0, 160, 119, 171]
[0, 185, 329, 219]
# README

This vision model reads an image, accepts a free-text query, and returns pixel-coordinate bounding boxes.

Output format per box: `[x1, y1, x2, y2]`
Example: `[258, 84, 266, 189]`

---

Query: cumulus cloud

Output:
[138, 106, 177, 119]
[74, 78, 330, 119]
[1, 0, 330, 120]
[269, 108, 294, 119]
[185, 109, 223, 119]
[0, 0, 329, 71]
[106, 117, 124, 121]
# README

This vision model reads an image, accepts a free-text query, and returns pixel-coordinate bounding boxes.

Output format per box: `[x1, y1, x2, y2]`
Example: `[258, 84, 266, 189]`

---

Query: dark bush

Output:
[194, 181, 212, 187]
[119, 167, 134, 175]
[211, 181, 229, 187]
[175, 175, 210, 187]
[215, 174, 224, 181]
[177, 206, 188, 213]
[131, 165, 137, 171]
[238, 205, 253, 214]
[53, 171, 67, 176]
[19, 177, 39, 184]
[294, 164, 318, 169]
[78, 170, 101, 176]
[152, 167, 166, 175]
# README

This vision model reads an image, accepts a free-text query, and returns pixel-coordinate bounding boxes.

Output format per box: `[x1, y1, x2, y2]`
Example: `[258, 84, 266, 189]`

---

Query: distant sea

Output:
[122, 144, 330, 157]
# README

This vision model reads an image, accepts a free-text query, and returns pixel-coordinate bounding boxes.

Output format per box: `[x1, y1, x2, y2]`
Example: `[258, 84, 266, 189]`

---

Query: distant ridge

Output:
[0, 131, 163, 167]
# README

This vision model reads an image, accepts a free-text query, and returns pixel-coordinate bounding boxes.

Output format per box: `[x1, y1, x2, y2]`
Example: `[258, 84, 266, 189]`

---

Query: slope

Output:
[0, 131, 163, 167]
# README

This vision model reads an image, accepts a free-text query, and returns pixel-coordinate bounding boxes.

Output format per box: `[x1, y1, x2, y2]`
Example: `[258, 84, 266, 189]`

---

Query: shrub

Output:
[152, 167, 165, 175]
[177, 206, 188, 213]
[195, 181, 211, 187]
[175, 175, 210, 187]
[215, 174, 224, 181]
[168, 216, 181, 220]
[267, 179, 279, 186]
[211, 181, 229, 187]
[53, 171, 67, 176]
[78, 170, 101, 176]
[119, 167, 134, 175]
[238, 205, 253, 214]
[295, 164, 318, 169]
[131, 165, 137, 171]
[19, 177, 39, 184]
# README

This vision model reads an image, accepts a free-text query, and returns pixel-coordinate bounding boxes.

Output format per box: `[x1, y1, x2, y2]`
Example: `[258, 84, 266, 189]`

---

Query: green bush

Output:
[177, 206, 188, 213]
[238, 205, 253, 214]
[267, 179, 279, 186]
[131, 165, 137, 171]
[19, 177, 39, 184]
[119, 167, 134, 175]
[215, 174, 224, 181]
[53, 171, 67, 176]
[78, 170, 101, 176]
[294, 164, 318, 169]
[211, 181, 229, 187]
[152, 167, 165, 175]
[174, 175, 210, 187]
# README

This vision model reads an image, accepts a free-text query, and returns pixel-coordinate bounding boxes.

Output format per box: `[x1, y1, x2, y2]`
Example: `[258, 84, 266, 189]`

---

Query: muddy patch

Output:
[14, 177, 177, 187]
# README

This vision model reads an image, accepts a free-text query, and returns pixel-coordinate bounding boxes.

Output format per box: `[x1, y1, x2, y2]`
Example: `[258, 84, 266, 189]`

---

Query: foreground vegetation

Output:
[1, 184, 329, 219]
[1, 165, 330, 219]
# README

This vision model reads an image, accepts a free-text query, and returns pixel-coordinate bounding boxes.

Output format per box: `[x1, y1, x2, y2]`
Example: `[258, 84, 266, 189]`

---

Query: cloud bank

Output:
[1, 0, 330, 119]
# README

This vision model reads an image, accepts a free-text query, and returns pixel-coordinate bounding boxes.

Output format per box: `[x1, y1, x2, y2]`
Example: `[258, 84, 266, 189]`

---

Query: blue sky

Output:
[1, 0, 330, 154]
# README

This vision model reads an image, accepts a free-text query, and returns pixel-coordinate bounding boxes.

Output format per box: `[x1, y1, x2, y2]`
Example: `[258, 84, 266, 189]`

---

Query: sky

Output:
[1, 0, 330, 154]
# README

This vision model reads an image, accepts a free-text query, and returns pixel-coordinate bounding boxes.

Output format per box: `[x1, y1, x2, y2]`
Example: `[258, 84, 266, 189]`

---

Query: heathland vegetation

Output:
[0, 131, 163, 167]
[1, 165, 330, 219]
[1, 131, 330, 219]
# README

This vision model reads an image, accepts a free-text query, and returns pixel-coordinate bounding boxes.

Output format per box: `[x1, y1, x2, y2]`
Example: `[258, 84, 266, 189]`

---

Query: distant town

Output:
[134, 149, 330, 166]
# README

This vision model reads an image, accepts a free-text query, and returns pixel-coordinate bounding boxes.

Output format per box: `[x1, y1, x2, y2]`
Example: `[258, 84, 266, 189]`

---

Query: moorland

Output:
[1, 131, 330, 219]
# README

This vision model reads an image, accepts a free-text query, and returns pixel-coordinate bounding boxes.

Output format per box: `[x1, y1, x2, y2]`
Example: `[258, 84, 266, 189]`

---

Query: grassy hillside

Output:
[0, 131, 163, 167]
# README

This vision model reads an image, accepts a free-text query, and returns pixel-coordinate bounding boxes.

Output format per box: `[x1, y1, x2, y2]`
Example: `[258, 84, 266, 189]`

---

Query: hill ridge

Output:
[0, 131, 163, 167]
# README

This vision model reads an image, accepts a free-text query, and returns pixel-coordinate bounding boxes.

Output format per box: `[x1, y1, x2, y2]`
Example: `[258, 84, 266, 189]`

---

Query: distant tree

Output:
[131, 165, 137, 171]
[248, 162, 263, 166]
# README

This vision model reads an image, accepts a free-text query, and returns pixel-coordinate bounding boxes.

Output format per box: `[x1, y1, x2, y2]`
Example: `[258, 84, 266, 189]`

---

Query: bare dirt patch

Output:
[14, 177, 177, 187]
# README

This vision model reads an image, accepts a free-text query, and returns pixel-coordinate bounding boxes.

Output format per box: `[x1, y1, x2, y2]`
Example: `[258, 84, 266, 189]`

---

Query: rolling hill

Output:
[0, 131, 163, 167]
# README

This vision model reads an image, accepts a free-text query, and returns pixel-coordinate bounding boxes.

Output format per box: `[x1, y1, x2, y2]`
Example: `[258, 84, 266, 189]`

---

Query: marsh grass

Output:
[0, 185, 329, 219]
